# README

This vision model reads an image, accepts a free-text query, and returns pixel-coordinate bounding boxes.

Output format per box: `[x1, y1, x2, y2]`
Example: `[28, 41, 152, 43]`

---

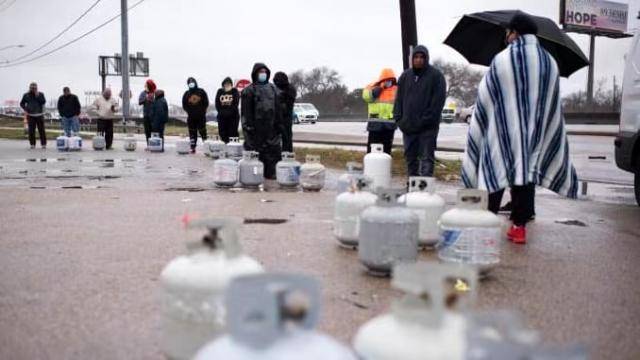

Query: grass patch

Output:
[163, 124, 219, 137]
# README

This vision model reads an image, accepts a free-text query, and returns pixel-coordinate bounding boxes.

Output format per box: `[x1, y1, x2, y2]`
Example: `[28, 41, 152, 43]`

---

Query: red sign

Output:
[235, 79, 251, 93]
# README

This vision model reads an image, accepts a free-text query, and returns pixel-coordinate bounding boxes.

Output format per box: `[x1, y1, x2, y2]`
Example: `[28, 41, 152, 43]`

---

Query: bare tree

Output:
[288, 67, 364, 114]
[432, 59, 485, 107]
[563, 77, 621, 112]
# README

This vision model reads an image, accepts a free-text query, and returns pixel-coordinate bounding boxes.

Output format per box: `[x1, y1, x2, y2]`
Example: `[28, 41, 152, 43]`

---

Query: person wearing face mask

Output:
[90, 88, 119, 150]
[241, 63, 282, 179]
[181, 77, 209, 153]
[214, 77, 240, 143]
[273, 72, 297, 153]
[362, 68, 398, 154]
[138, 79, 157, 146]
[20, 82, 47, 149]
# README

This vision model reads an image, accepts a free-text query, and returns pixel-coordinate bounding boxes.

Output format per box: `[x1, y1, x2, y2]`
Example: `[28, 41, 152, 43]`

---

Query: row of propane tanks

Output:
[160, 218, 587, 360]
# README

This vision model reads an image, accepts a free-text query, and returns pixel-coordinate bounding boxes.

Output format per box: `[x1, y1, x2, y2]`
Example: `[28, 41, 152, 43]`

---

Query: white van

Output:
[615, 29, 640, 206]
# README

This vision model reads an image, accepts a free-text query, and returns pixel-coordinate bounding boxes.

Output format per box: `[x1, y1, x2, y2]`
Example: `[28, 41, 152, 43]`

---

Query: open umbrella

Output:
[444, 10, 589, 77]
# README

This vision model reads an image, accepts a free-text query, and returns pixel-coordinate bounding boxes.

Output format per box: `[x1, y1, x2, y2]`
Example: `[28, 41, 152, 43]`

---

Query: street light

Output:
[0, 44, 25, 52]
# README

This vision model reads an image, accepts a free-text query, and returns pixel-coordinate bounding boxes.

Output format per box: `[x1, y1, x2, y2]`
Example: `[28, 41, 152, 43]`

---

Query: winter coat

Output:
[138, 90, 155, 118]
[215, 78, 240, 121]
[151, 91, 169, 130]
[393, 45, 447, 135]
[20, 92, 46, 117]
[90, 96, 119, 119]
[363, 68, 397, 132]
[57, 94, 81, 118]
[241, 63, 282, 151]
[181, 77, 209, 122]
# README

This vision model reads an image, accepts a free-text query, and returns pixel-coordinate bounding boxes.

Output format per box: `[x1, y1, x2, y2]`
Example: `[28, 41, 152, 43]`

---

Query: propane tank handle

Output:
[408, 176, 436, 194]
[376, 188, 405, 206]
[281, 152, 295, 160]
[212, 135, 220, 141]
[305, 154, 321, 164]
[346, 161, 363, 173]
[185, 218, 243, 258]
[354, 175, 372, 192]
[229, 137, 239, 143]
[371, 143, 384, 153]
[457, 189, 488, 209]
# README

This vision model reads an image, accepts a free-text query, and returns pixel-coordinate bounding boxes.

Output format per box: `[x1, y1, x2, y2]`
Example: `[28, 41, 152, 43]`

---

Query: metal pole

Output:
[120, 0, 130, 121]
[101, 75, 106, 93]
[399, 0, 418, 70]
[586, 33, 595, 110]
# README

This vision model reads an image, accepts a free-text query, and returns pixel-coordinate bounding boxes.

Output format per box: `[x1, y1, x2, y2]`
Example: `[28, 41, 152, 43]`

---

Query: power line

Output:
[0, 0, 148, 68]
[0, 0, 17, 13]
[8, 0, 103, 63]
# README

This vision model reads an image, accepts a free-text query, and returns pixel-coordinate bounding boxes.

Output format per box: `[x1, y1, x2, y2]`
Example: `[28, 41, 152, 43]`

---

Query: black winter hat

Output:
[508, 13, 538, 35]
[221, 77, 233, 86]
[273, 72, 289, 88]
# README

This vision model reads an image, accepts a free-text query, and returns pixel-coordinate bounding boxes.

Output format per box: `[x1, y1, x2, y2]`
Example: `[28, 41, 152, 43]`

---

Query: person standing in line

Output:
[394, 45, 447, 177]
[57, 87, 81, 137]
[151, 89, 169, 152]
[90, 88, 119, 150]
[19, 82, 47, 149]
[138, 79, 156, 146]
[363, 68, 398, 154]
[214, 77, 240, 143]
[182, 77, 209, 153]
[273, 71, 297, 153]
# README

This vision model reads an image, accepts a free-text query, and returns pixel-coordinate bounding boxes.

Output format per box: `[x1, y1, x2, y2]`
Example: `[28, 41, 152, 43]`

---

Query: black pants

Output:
[217, 115, 239, 143]
[281, 119, 293, 152]
[488, 183, 535, 226]
[258, 144, 282, 180]
[143, 117, 152, 145]
[187, 118, 207, 150]
[367, 129, 395, 154]
[27, 116, 46, 146]
[403, 126, 439, 177]
[97, 119, 114, 149]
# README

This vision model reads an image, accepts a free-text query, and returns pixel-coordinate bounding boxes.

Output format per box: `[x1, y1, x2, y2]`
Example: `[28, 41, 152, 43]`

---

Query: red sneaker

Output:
[507, 225, 526, 245]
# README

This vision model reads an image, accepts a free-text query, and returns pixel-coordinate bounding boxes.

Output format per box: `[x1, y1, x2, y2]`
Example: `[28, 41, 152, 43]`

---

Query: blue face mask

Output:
[258, 73, 268, 83]
[188, 82, 196, 89]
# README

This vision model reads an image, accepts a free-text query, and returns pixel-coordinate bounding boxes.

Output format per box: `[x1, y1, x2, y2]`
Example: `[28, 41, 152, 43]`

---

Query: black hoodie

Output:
[151, 90, 169, 130]
[215, 77, 240, 120]
[181, 77, 209, 122]
[241, 63, 282, 150]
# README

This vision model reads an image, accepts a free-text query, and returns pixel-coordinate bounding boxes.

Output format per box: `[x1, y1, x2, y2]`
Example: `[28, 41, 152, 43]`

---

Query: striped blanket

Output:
[462, 34, 578, 199]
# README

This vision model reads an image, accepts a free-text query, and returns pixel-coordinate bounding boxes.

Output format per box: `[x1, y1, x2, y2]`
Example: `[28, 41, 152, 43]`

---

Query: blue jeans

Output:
[403, 126, 440, 177]
[61, 116, 80, 136]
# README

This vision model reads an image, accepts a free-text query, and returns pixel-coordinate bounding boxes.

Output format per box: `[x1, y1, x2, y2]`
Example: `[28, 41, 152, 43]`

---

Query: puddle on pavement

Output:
[243, 218, 288, 225]
[165, 187, 208, 192]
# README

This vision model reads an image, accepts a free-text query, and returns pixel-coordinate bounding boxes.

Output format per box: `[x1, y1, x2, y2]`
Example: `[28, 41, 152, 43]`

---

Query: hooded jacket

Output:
[215, 77, 240, 120]
[393, 45, 447, 134]
[57, 93, 81, 118]
[181, 77, 209, 122]
[273, 72, 297, 125]
[363, 68, 398, 132]
[241, 63, 282, 151]
[151, 90, 169, 130]
[20, 91, 46, 116]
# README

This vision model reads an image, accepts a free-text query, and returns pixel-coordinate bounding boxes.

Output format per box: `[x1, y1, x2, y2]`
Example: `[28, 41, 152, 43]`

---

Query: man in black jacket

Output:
[151, 89, 169, 152]
[20, 82, 47, 149]
[57, 87, 81, 136]
[241, 63, 282, 179]
[273, 72, 297, 152]
[394, 45, 447, 177]
[181, 77, 209, 153]
[215, 77, 240, 143]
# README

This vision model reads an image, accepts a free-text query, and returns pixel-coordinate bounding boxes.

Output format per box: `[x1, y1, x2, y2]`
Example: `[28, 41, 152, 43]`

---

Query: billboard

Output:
[561, 0, 629, 34]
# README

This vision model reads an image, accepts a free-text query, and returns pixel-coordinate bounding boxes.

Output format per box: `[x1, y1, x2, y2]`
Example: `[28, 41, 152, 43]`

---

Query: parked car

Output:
[293, 103, 319, 124]
[459, 105, 475, 124]
[614, 30, 640, 206]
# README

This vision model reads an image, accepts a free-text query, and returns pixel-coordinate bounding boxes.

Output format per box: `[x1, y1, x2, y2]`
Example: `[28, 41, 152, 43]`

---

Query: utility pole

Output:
[121, 0, 130, 120]
[399, 0, 417, 70]
[586, 34, 595, 110]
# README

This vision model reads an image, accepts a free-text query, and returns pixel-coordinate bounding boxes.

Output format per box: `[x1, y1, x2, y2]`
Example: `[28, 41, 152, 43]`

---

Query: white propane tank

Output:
[68, 133, 82, 151]
[358, 188, 420, 276]
[276, 152, 301, 188]
[333, 176, 377, 248]
[438, 189, 502, 274]
[123, 135, 137, 151]
[336, 162, 364, 194]
[92, 133, 106, 151]
[213, 152, 239, 187]
[205, 136, 226, 159]
[176, 136, 191, 155]
[227, 137, 244, 161]
[194, 273, 357, 360]
[398, 177, 446, 248]
[160, 218, 264, 360]
[300, 155, 326, 191]
[238, 151, 264, 187]
[148, 132, 163, 152]
[354, 262, 478, 360]
[56, 135, 69, 151]
[364, 143, 392, 191]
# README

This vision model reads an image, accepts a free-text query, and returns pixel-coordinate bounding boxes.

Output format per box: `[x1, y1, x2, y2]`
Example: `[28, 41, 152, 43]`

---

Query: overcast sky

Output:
[0, 0, 638, 105]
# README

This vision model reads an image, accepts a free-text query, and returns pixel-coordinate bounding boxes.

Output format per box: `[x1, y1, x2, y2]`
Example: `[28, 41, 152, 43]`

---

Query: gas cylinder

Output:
[276, 152, 301, 187]
[398, 177, 446, 248]
[333, 176, 377, 248]
[205, 136, 226, 159]
[56, 135, 69, 151]
[226, 137, 244, 161]
[123, 135, 137, 151]
[148, 132, 163, 152]
[353, 262, 478, 360]
[68, 133, 82, 151]
[336, 162, 364, 194]
[238, 151, 264, 187]
[176, 136, 191, 155]
[160, 218, 264, 360]
[300, 155, 326, 191]
[194, 273, 357, 360]
[438, 189, 502, 274]
[92, 133, 105, 151]
[363, 143, 391, 191]
[213, 152, 239, 187]
[358, 188, 419, 276]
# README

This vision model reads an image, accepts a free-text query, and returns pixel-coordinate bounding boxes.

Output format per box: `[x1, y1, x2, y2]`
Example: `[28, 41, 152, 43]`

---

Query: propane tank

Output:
[364, 143, 392, 191]
[226, 137, 244, 161]
[56, 135, 69, 151]
[333, 176, 377, 248]
[358, 188, 419, 276]
[92, 133, 106, 151]
[123, 135, 137, 151]
[213, 152, 239, 187]
[300, 155, 326, 191]
[466, 311, 541, 360]
[176, 136, 191, 155]
[438, 189, 502, 274]
[148, 132, 163, 152]
[68, 132, 82, 151]
[336, 162, 364, 194]
[160, 218, 264, 360]
[398, 177, 446, 248]
[276, 152, 301, 188]
[205, 136, 226, 159]
[238, 151, 264, 187]
[354, 262, 478, 360]
[194, 273, 357, 360]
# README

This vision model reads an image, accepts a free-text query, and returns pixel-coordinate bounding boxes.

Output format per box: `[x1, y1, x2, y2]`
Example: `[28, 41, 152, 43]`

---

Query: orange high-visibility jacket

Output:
[362, 68, 397, 120]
